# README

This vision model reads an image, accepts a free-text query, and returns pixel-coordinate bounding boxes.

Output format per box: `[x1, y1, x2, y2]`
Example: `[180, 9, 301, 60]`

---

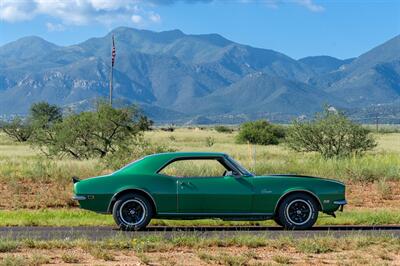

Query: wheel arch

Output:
[107, 188, 157, 214]
[273, 189, 323, 215]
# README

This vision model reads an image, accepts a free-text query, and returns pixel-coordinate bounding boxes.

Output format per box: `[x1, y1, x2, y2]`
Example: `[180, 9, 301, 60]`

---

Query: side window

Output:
[159, 159, 229, 178]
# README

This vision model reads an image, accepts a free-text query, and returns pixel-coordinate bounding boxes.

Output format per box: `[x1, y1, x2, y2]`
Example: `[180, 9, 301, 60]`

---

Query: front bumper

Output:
[72, 195, 87, 201]
[333, 199, 347, 211]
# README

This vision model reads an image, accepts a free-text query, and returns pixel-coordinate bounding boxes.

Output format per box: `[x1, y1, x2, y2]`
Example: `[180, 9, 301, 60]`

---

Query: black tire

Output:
[273, 216, 283, 227]
[277, 193, 318, 230]
[112, 194, 153, 231]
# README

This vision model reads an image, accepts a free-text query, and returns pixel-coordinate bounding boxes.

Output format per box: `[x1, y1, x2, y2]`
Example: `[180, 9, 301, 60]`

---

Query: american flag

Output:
[111, 35, 116, 67]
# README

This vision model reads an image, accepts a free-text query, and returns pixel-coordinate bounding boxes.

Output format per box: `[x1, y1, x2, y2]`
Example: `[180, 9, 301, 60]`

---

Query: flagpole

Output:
[109, 34, 115, 107]
[109, 63, 113, 107]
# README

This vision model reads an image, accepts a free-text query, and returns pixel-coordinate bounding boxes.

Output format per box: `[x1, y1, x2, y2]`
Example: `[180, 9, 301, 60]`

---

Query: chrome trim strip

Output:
[72, 195, 87, 201]
[325, 179, 345, 186]
[333, 200, 347, 205]
[155, 155, 245, 177]
[157, 212, 273, 216]
[273, 189, 323, 213]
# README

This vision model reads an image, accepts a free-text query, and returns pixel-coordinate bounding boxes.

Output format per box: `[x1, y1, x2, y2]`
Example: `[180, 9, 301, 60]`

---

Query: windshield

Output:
[225, 156, 253, 176]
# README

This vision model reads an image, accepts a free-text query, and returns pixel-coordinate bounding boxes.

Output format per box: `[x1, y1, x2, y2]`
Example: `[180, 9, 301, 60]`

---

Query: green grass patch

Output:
[0, 209, 113, 227]
[0, 208, 399, 227]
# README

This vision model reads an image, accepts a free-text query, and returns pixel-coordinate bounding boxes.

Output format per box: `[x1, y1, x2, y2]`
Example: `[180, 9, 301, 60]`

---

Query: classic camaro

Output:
[72, 152, 347, 230]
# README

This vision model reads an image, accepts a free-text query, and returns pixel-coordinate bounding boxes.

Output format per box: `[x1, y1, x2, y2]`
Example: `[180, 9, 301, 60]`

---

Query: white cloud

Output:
[148, 12, 161, 23]
[294, 0, 325, 12]
[131, 14, 143, 24]
[238, 0, 325, 12]
[0, 0, 36, 22]
[0, 0, 324, 27]
[0, 0, 161, 26]
[46, 22, 65, 32]
[89, 0, 128, 11]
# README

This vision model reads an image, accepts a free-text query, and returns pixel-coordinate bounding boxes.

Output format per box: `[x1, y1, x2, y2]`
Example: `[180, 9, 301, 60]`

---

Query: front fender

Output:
[273, 188, 323, 213]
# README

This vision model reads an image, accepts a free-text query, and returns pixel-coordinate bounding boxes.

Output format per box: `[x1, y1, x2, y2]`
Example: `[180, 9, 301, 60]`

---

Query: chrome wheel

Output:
[119, 199, 146, 226]
[285, 199, 312, 226]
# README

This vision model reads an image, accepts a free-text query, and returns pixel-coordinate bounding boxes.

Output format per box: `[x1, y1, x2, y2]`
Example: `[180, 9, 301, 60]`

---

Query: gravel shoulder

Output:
[1, 225, 399, 240]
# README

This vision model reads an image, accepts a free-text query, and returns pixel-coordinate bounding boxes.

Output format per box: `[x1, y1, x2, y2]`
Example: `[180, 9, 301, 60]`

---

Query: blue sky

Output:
[0, 0, 399, 59]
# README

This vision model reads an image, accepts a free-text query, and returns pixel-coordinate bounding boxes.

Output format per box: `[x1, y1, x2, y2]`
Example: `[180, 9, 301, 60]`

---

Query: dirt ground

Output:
[0, 246, 399, 266]
[346, 180, 400, 209]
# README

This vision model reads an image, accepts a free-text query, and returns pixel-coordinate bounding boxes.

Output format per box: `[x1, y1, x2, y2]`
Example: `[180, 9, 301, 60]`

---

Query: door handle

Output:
[180, 181, 192, 188]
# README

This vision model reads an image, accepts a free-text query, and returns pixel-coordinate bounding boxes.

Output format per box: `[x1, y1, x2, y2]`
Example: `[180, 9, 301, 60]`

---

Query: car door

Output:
[159, 156, 254, 214]
[177, 174, 254, 213]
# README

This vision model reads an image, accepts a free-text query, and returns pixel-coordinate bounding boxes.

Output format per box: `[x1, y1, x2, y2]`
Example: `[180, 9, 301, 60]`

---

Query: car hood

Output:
[266, 174, 345, 185]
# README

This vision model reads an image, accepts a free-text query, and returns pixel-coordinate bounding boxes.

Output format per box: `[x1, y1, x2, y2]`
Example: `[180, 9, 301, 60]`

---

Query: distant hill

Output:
[0, 27, 399, 123]
[299, 56, 354, 75]
[322, 35, 400, 106]
[175, 72, 344, 116]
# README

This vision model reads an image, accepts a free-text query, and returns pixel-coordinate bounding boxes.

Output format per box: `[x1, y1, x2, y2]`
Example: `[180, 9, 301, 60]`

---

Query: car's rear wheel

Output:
[277, 193, 318, 230]
[112, 194, 153, 231]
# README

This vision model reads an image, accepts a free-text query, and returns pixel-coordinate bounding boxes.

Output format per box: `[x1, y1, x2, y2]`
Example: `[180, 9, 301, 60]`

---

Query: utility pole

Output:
[253, 144, 256, 174]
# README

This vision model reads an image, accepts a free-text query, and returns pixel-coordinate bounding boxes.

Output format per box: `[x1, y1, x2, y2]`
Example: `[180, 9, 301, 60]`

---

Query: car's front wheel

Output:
[112, 194, 153, 231]
[273, 216, 283, 226]
[277, 193, 318, 230]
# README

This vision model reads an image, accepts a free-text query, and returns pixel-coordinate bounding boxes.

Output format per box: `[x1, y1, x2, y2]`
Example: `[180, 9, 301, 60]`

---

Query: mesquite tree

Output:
[29, 102, 151, 160]
[286, 108, 377, 158]
[1, 117, 32, 142]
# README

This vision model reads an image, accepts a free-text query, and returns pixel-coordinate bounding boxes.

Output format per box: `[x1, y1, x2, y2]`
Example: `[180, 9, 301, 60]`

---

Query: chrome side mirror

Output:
[225, 171, 233, 176]
[226, 171, 241, 177]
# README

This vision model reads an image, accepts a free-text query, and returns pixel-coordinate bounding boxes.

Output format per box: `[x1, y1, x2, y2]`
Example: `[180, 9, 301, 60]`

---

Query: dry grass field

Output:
[0, 128, 399, 225]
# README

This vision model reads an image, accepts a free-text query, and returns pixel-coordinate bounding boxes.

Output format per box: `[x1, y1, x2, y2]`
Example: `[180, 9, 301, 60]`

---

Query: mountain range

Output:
[0, 27, 399, 123]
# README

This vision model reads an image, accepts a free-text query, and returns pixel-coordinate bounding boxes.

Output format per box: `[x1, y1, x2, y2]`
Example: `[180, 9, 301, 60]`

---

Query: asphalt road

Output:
[1, 225, 400, 240]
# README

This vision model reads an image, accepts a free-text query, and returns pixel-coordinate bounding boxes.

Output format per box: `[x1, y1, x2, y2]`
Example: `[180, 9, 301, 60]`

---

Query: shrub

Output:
[0, 255, 25, 266]
[1, 117, 32, 142]
[205, 136, 215, 147]
[214, 125, 233, 133]
[286, 108, 377, 158]
[236, 120, 285, 145]
[61, 253, 80, 263]
[161, 126, 174, 132]
[138, 116, 154, 131]
[272, 254, 291, 264]
[376, 178, 393, 200]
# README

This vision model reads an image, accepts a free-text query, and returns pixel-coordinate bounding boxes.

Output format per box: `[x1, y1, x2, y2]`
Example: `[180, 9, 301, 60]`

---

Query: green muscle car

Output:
[72, 152, 347, 230]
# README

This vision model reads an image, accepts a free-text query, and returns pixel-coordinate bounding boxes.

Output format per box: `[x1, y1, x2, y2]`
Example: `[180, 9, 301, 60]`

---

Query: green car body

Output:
[73, 152, 346, 229]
